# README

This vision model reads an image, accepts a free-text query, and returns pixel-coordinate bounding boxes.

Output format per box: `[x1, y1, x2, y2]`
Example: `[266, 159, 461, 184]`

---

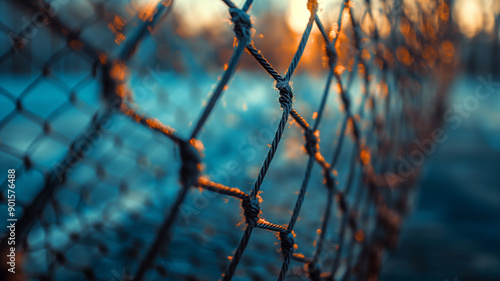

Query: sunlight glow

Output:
[454, 0, 495, 38]
[287, 0, 316, 34]
[173, 0, 227, 36]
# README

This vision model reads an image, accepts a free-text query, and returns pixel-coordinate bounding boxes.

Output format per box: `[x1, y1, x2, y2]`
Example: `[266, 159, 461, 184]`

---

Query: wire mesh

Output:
[0, 0, 458, 280]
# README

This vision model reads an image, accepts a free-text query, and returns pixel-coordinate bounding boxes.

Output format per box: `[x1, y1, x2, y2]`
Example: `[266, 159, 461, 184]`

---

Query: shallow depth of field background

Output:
[0, 0, 499, 280]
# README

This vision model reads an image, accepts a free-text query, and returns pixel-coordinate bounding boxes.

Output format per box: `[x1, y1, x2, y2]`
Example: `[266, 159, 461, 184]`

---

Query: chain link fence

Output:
[0, 0, 459, 280]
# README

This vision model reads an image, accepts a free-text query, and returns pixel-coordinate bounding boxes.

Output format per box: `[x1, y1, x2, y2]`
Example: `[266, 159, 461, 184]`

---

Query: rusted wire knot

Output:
[276, 79, 293, 111]
[242, 196, 260, 226]
[306, 261, 321, 281]
[307, 0, 318, 14]
[179, 139, 202, 187]
[229, 8, 252, 42]
[326, 43, 337, 68]
[279, 230, 295, 257]
[304, 129, 319, 156]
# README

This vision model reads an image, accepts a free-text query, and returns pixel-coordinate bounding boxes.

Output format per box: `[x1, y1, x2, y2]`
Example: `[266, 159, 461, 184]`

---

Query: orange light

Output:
[345, 117, 353, 136]
[69, 40, 83, 50]
[440, 3, 450, 21]
[361, 49, 371, 61]
[189, 138, 205, 153]
[354, 229, 365, 242]
[286, 0, 318, 35]
[396, 47, 412, 66]
[334, 65, 345, 75]
[441, 41, 455, 64]
[110, 61, 128, 81]
[377, 81, 389, 99]
[137, 0, 161, 22]
[108, 15, 126, 45]
[360, 147, 371, 165]
[98, 53, 108, 64]
[115, 84, 129, 99]
[329, 24, 339, 40]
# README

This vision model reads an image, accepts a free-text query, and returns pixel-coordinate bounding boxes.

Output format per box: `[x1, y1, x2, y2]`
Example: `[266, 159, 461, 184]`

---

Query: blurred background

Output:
[0, 0, 499, 280]
[382, 1, 500, 280]
[382, 76, 500, 281]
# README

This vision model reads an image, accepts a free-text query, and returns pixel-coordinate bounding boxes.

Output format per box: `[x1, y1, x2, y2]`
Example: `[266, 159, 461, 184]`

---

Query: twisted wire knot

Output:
[242, 196, 260, 225]
[229, 8, 252, 42]
[304, 129, 319, 156]
[307, 0, 319, 13]
[276, 79, 293, 111]
[179, 139, 202, 187]
[279, 231, 295, 257]
[326, 43, 337, 68]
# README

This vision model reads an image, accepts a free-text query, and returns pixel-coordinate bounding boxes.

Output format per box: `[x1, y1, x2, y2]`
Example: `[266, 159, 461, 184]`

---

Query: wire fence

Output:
[0, 0, 458, 280]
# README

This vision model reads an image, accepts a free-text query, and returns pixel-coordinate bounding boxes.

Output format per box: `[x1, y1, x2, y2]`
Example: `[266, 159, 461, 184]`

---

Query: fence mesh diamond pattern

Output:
[0, 0, 457, 280]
